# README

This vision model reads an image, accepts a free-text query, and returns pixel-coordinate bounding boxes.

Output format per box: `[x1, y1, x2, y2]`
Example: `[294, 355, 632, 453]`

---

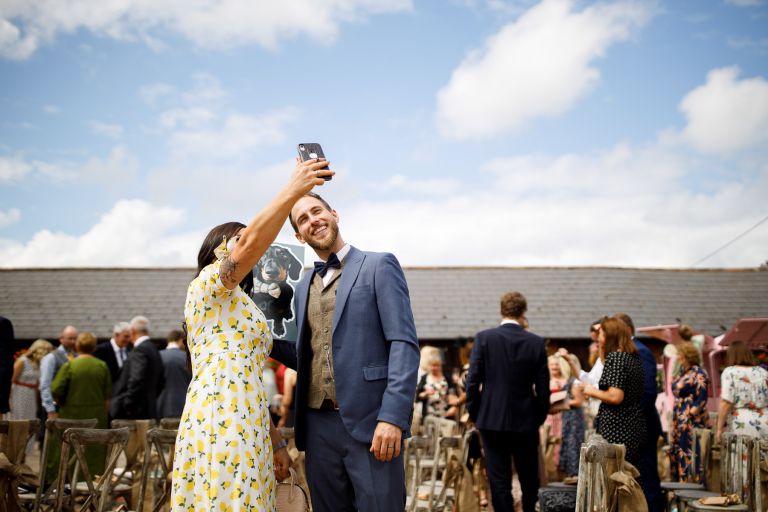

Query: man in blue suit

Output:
[466, 292, 550, 512]
[271, 192, 419, 512]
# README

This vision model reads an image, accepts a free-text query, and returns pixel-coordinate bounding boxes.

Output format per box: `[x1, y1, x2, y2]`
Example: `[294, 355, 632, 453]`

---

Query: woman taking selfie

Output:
[171, 157, 333, 511]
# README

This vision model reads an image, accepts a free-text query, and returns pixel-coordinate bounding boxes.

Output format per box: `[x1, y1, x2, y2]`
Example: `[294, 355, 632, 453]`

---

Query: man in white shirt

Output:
[94, 322, 132, 382]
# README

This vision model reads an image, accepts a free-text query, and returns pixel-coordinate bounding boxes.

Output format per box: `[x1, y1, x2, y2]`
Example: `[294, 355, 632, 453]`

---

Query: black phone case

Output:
[297, 143, 331, 179]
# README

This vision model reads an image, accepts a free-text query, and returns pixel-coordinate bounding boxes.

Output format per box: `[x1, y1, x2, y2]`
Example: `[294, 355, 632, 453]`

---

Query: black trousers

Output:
[480, 429, 540, 512]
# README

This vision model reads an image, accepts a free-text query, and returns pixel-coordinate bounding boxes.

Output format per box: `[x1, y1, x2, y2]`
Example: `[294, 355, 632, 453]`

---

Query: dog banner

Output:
[250, 243, 305, 340]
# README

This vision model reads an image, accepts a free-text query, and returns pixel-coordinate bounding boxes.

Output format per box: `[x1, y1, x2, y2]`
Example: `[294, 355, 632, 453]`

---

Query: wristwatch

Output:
[273, 438, 288, 450]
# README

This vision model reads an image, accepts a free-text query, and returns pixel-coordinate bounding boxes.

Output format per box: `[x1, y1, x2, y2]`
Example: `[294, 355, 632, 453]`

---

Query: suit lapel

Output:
[294, 271, 313, 351]
[333, 246, 364, 336]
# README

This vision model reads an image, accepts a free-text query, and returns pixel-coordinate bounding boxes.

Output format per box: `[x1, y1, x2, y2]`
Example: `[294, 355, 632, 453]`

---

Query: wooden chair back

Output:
[34, 418, 98, 512]
[720, 433, 755, 508]
[54, 427, 131, 512]
[136, 428, 177, 512]
[752, 438, 768, 512]
[574, 434, 625, 512]
[0, 419, 40, 511]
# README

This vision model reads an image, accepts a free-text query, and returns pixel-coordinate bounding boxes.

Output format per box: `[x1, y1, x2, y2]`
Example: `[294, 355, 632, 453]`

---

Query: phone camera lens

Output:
[299, 145, 305, 151]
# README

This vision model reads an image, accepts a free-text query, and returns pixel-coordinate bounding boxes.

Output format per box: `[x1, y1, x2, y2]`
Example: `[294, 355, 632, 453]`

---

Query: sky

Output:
[0, 0, 767, 269]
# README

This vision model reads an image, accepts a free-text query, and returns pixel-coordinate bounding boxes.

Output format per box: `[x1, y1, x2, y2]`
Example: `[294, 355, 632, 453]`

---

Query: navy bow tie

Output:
[314, 252, 341, 277]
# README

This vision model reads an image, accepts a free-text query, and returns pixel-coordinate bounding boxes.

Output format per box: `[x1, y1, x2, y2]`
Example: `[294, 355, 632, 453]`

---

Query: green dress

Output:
[49, 356, 112, 479]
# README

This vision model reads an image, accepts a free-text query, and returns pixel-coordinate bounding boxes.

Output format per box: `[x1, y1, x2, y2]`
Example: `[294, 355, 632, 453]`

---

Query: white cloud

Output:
[140, 83, 177, 105]
[680, 67, 768, 154]
[0, 0, 413, 60]
[339, 143, 768, 268]
[89, 120, 124, 138]
[169, 108, 299, 159]
[0, 155, 33, 182]
[42, 105, 61, 114]
[436, 0, 653, 139]
[724, 0, 764, 6]
[159, 107, 216, 129]
[0, 199, 202, 267]
[0, 146, 138, 185]
[0, 208, 21, 228]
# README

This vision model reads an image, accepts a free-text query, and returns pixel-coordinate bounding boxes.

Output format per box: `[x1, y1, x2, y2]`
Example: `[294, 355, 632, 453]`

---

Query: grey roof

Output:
[1, 267, 767, 341]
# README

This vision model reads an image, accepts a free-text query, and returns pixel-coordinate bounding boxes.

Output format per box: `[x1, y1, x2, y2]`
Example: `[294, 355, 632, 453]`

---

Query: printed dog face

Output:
[256, 245, 302, 284]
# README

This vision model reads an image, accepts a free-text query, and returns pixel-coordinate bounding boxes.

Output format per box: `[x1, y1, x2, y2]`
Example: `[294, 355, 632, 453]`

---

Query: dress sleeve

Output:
[600, 353, 628, 391]
[720, 367, 735, 403]
[195, 260, 234, 301]
[50, 362, 71, 403]
[691, 367, 709, 410]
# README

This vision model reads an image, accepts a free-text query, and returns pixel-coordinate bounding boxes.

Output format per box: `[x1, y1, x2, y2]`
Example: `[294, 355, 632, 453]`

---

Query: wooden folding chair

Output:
[34, 418, 99, 512]
[136, 428, 177, 512]
[688, 433, 752, 512]
[158, 418, 180, 430]
[109, 419, 155, 509]
[673, 429, 721, 510]
[0, 419, 40, 510]
[575, 434, 642, 512]
[54, 427, 130, 512]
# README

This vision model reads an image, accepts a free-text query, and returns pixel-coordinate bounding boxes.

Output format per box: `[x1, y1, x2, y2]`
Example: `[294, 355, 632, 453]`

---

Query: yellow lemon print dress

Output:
[172, 241, 275, 511]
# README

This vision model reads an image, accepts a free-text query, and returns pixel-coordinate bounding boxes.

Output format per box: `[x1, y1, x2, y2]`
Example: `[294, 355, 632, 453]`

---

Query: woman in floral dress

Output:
[670, 342, 710, 482]
[716, 341, 768, 441]
[171, 157, 333, 512]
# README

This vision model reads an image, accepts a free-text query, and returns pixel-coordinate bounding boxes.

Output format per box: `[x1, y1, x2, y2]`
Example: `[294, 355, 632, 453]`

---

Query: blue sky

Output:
[0, 0, 766, 268]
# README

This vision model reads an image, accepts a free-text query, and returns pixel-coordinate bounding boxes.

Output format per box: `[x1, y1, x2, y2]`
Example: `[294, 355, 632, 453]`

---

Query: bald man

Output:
[40, 325, 78, 419]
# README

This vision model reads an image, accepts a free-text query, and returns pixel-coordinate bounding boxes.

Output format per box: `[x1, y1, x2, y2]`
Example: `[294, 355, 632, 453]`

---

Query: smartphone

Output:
[297, 143, 331, 181]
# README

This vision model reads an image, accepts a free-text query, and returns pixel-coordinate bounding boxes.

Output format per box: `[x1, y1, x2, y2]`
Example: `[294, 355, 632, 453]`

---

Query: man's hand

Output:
[274, 446, 292, 482]
[369, 421, 402, 462]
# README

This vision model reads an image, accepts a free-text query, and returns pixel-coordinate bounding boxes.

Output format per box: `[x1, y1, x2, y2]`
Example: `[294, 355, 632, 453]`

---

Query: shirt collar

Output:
[166, 341, 181, 350]
[335, 243, 351, 263]
[500, 319, 520, 326]
[133, 335, 150, 348]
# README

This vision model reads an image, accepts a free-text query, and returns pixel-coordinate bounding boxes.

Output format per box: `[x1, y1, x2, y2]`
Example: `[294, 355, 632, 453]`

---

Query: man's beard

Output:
[306, 221, 339, 252]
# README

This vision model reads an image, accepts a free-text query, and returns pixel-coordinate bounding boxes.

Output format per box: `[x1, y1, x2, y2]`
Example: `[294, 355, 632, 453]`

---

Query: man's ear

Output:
[294, 231, 305, 244]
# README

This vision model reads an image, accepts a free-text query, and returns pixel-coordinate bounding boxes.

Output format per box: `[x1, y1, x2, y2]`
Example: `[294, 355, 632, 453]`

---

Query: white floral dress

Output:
[172, 242, 275, 512]
[721, 365, 768, 437]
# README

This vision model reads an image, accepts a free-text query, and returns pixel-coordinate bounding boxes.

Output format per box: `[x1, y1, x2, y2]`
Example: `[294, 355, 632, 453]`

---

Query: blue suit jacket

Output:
[271, 246, 419, 450]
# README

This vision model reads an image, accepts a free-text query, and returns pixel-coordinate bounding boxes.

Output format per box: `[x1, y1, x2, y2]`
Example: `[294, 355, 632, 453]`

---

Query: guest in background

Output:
[50, 332, 111, 477]
[9, 339, 54, 421]
[0, 316, 14, 417]
[466, 292, 549, 512]
[670, 342, 710, 482]
[416, 354, 458, 421]
[583, 317, 646, 467]
[615, 312, 664, 512]
[94, 322, 132, 383]
[716, 340, 768, 441]
[110, 316, 164, 420]
[544, 354, 571, 477]
[39, 325, 78, 419]
[157, 329, 192, 419]
[554, 350, 586, 477]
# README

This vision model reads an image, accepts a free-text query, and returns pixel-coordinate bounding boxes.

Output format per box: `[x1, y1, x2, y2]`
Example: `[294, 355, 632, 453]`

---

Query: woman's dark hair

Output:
[726, 340, 756, 367]
[196, 221, 253, 296]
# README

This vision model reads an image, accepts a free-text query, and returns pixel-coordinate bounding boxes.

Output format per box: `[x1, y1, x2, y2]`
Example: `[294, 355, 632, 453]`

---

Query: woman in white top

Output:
[716, 340, 768, 442]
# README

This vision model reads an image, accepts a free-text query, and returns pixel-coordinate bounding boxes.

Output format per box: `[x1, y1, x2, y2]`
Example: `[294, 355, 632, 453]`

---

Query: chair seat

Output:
[688, 502, 748, 511]
[675, 489, 720, 501]
[661, 481, 704, 491]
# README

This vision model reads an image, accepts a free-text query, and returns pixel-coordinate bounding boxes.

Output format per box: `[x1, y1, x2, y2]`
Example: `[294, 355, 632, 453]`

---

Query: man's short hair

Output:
[288, 192, 333, 232]
[167, 329, 185, 343]
[130, 316, 151, 335]
[113, 322, 131, 335]
[500, 292, 527, 319]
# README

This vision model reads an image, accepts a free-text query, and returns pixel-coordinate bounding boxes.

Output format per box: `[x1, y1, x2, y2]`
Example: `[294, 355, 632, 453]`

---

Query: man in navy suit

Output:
[466, 292, 550, 512]
[271, 192, 419, 512]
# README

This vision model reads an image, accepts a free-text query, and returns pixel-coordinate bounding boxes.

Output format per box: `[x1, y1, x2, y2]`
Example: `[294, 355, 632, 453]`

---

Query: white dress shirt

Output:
[322, 244, 350, 287]
[110, 338, 127, 368]
[133, 335, 150, 349]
